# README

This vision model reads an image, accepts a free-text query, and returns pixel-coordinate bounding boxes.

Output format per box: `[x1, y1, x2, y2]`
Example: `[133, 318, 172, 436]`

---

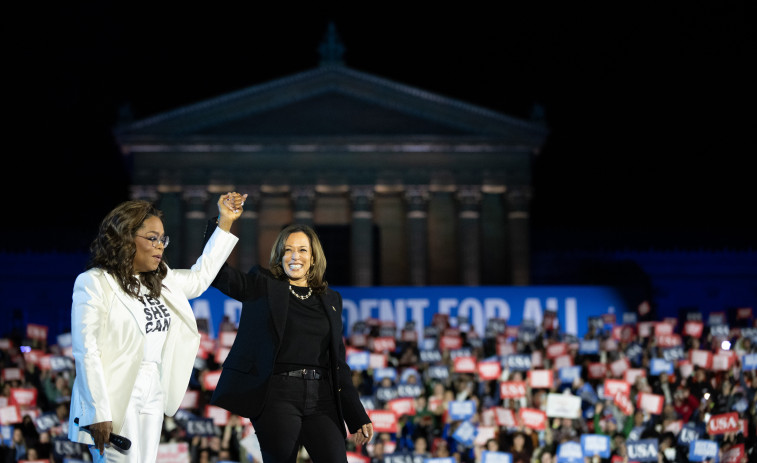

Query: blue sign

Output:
[448, 401, 477, 421]
[678, 423, 704, 446]
[559, 366, 582, 384]
[743, 353, 757, 371]
[190, 285, 629, 339]
[650, 358, 674, 375]
[581, 434, 610, 458]
[626, 439, 659, 462]
[689, 440, 718, 462]
[451, 420, 477, 447]
[482, 451, 513, 463]
[424, 458, 456, 463]
[503, 354, 532, 371]
[374, 367, 398, 383]
[578, 339, 599, 355]
[347, 350, 369, 371]
[557, 441, 584, 463]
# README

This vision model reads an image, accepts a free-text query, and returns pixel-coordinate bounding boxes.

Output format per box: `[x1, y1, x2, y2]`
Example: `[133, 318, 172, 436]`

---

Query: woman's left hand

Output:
[352, 422, 373, 446]
[216, 192, 247, 231]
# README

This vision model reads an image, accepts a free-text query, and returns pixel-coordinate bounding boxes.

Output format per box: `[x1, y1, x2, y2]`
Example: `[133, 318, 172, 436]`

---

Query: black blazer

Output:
[205, 225, 370, 436]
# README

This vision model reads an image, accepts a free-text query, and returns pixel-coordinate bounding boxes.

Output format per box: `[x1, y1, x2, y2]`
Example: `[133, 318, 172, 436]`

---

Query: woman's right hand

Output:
[89, 420, 113, 455]
[217, 192, 248, 231]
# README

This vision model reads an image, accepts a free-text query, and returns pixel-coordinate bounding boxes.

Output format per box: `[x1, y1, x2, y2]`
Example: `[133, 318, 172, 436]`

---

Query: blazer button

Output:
[338, 387, 342, 392]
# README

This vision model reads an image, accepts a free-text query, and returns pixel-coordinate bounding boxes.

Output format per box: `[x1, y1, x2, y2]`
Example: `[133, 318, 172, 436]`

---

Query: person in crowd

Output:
[207, 223, 373, 462]
[67, 193, 245, 462]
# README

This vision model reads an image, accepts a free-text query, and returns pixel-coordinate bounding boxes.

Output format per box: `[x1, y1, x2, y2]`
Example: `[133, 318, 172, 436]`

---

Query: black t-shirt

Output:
[274, 285, 331, 374]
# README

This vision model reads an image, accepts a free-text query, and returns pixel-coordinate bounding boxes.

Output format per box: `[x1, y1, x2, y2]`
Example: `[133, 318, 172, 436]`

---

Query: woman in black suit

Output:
[206, 223, 374, 463]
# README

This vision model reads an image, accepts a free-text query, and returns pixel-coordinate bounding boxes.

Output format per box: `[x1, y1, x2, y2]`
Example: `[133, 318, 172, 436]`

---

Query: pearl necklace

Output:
[289, 285, 312, 300]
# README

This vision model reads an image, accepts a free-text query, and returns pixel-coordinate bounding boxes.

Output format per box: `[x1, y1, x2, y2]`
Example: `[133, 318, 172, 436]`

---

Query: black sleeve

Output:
[203, 218, 263, 302]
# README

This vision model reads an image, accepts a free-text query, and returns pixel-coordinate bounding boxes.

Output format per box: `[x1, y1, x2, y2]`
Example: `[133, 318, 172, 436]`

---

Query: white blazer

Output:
[68, 227, 238, 445]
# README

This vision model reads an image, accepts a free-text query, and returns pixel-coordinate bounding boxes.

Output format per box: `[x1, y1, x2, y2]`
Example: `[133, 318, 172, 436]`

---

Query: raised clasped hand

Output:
[218, 192, 248, 220]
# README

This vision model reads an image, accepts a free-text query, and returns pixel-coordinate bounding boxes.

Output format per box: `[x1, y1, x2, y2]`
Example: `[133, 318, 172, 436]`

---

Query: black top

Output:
[273, 285, 331, 374]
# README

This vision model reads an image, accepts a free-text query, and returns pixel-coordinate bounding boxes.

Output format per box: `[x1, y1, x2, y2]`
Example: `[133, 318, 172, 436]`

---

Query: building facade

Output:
[115, 28, 548, 286]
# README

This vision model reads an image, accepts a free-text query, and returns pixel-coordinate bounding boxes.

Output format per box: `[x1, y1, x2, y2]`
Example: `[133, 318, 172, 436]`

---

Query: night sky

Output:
[6, 3, 752, 252]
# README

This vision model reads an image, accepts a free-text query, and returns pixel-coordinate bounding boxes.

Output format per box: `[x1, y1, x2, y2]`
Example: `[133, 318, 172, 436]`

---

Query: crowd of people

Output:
[1, 304, 755, 462]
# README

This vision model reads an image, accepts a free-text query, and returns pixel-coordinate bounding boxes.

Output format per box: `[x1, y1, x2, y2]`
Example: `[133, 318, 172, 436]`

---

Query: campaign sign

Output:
[587, 363, 606, 379]
[346, 451, 370, 463]
[743, 353, 757, 371]
[478, 361, 501, 381]
[581, 434, 610, 458]
[637, 393, 664, 415]
[650, 358, 674, 376]
[454, 356, 477, 373]
[482, 451, 513, 463]
[545, 393, 581, 419]
[33, 412, 59, 433]
[420, 349, 442, 363]
[610, 358, 630, 378]
[528, 369, 554, 389]
[637, 321, 656, 338]
[684, 321, 704, 338]
[688, 440, 718, 462]
[504, 354, 532, 371]
[603, 379, 630, 398]
[372, 336, 397, 353]
[493, 407, 517, 428]
[452, 420, 477, 446]
[723, 443, 744, 463]
[553, 354, 573, 370]
[678, 423, 703, 446]
[624, 368, 646, 386]
[519, 408, 547, 430]
[9, 388, 37, 407]
[53, 436, 85, 460]
[547, 342, 568, 358]
[424, 458, 456, 463]
[367, 410, 398, 433]
[626, 439, 659, 462]
[185, 417, 217, 437]
[690, 350, 713, 369]
[662, 346, 685, 362]
[426, 365, 449, 381]
[706, 412, 740, 435]
[370, 353, 388, 369]
[556, 441, 583, 463]
[347, 351, 370, 371]
[448, 401, 476, 421]
[374, 367, 398, 383]
[204, 405, 229, 426]
[439, 335, 463, 350]
[202, 370, 221, 391]
[180, 390, 199, 410]
[578, 339, 599, 355]
[387, 398, 415, 418]
[376, 386, 399, 404]
[559, 366, 582, 385]
[397, 384, 423, 398]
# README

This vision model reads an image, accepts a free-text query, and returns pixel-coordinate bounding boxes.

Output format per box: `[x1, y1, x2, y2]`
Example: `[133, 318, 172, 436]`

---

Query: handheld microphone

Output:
[74, 418, 132, 451]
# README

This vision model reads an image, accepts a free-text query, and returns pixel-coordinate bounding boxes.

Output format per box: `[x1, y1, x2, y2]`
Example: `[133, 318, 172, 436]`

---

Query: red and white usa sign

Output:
[707, 412, 740, 435]
[500, 381, 527, 399]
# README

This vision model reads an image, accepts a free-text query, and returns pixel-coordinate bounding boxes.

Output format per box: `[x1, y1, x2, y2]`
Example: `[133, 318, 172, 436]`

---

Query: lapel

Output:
[102, 272, 147, 336]
[317, 291, 341, 346]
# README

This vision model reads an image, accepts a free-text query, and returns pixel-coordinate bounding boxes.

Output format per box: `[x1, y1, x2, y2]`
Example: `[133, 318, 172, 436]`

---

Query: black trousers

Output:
[253, 374, 348, 463]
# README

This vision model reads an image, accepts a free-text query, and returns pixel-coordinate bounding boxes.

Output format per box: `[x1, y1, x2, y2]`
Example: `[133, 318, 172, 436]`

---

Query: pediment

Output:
[116, 64, 548, 145]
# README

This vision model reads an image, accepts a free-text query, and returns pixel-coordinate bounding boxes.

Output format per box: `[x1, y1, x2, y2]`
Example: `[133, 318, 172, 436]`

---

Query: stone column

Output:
[406, 186, 429, 286]
[480, 185, 508, 285]
[457, 187, 482, 286]
[350, 186, 374, 286]
[507, 186, 532, 286]
[156, 186, 183, 270]
[183, 187, 209, 268]
[292, 186, 315, 227]
[238, 188, 260, 272]
[427, 187, 458, 285]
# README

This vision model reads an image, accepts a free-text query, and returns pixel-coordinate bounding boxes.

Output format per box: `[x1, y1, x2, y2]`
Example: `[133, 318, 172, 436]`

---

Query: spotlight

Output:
[721, 340, 731, 351]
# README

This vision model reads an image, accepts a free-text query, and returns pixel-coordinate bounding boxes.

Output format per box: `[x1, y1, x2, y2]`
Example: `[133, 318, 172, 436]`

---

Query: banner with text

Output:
[190, 285, 628, 340]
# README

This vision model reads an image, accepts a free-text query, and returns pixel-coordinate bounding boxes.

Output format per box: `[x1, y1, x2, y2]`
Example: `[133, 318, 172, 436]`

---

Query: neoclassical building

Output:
[114, 25, 548, 287]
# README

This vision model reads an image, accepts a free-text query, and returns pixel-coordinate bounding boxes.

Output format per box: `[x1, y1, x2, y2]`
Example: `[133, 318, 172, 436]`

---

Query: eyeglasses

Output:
[136, 234, 170, 249]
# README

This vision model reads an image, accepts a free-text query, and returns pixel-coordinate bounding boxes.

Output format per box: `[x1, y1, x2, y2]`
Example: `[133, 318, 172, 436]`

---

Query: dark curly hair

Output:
[269, 224, 328, 294]
[87, 200, 168, 299]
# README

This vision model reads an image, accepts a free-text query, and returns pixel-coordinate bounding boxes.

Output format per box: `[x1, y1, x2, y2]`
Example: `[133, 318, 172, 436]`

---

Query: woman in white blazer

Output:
[68, 192, 246, 462]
